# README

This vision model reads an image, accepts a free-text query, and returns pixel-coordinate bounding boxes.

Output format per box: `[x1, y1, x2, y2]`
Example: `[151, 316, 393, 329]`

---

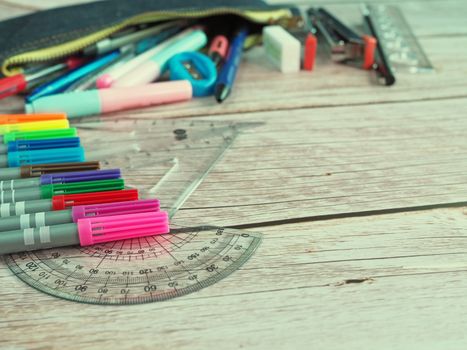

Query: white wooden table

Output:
[0, 0, 467, 349]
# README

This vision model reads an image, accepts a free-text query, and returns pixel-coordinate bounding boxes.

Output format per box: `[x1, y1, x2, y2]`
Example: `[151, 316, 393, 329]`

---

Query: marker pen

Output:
[0, 161, 100, 181]
[0, 147, 85, 168]
[0, 211, 170, 255]
[0, 113, 67, 125]
[25, 81, 192, 118]
[0, 119, 70, 141]
[0, 199, 159, 232]
[27, 50, 122, 102]
[3, 128, 78, 144]
[0, 178, 124, 204]
[0, 137, 80, 156]
[113, 29, 208, 87]
[96, 27, 195, 89]
[0, 189, 138, 217]
[0, 169, 120, 191]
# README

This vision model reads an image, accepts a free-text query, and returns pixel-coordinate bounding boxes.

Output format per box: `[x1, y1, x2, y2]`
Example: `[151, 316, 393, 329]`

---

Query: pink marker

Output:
[25, 80, 193, 118]
[0, 211, 170, 254]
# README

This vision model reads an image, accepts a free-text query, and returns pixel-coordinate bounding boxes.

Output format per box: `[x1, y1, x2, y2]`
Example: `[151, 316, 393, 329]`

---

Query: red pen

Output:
[0, 57, 86, 100]
[208, 35, 229, 68]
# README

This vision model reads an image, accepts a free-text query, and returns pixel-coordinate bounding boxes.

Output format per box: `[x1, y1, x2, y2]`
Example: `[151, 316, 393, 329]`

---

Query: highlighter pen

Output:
[25, 81, 192, 118]
[0, 113, 66, 125]
[1, 147, 85, 168]
[97, 25, 190, 88]
[0, 211, 169, 255]
[113, 29, 208, 87]
[0, 137, 80, 156]
[0, 199, 159, 232]
[0, 161, 100, 181]
[0, 189, 138, 217]
[0, 169, 120, 191]
[84, 21, 185, 56]
[0, 178, 124, 204]
[215, 28, 248, 103]
[0, 119, 69, 140]
[0, 57, 86, 100]
[3, 128, 77, 144]
[27, 50, 121, 102]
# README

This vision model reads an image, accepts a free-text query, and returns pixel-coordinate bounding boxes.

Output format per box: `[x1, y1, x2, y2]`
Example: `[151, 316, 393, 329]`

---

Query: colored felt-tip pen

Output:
[0, 168, 120, 191]
[25, 80, 192, 118]
[0, 113, 67, 125]
[0, 189, 138, 218]
[208, 35, 229, 68]
[0, 161, 100, 181]
[2, 128, 77, 144]
[0, 147, 85, 168]
[0, 211, 169, 255]
[0, 137, 80, 156]
[27, 50, 122, 102]
[0, 119, 70, 140]
[0, 199, 159, 232]
[113, 29, 208, 87]
[0, 178, 124, 204]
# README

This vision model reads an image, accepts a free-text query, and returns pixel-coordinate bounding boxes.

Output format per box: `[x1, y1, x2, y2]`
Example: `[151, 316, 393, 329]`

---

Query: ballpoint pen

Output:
[27, 50, 122, 102]
[214, 27, 248, 103]
[0, 57, 86, 100]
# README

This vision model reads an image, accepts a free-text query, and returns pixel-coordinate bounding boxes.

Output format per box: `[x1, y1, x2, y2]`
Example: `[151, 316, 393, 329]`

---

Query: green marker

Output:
[0, 179, 124, 204]
[2, 128, 78, 144]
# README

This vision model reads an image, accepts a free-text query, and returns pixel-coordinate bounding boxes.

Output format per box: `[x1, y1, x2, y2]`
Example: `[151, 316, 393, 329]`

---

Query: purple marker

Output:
[0, 169, 121, 192]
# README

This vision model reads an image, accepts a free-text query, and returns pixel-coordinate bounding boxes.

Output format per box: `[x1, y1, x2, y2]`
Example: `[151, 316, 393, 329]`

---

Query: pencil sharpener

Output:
[168, 52, 217, 97]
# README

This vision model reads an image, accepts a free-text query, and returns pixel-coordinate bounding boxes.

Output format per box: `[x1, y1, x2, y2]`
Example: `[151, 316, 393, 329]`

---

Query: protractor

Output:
[5, 224, 262, 304]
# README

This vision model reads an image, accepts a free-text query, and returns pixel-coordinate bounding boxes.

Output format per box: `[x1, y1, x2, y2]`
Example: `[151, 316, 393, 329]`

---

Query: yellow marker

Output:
[0, 119, 69, 135]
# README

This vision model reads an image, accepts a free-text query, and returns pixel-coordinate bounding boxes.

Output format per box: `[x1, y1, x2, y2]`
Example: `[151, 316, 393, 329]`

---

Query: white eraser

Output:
[263, 25, 301, 73]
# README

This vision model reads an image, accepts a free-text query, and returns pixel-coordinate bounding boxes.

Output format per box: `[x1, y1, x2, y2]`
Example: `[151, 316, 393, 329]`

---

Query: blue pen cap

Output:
[7, 137, 81, 152]
[40, 169, 121, 185]
[7, 147, 85, 167]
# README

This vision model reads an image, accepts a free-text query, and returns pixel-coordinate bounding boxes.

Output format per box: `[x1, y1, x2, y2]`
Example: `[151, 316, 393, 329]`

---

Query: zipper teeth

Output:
[3, 8, 291, 75]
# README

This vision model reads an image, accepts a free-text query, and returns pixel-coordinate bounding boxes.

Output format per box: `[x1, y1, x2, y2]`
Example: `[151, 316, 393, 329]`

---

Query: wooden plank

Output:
[1, 208, 467, 349]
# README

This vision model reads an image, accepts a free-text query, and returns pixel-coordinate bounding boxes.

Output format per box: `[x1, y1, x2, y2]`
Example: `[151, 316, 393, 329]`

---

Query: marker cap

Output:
[8, 147, 85, 167]
[0, 113, 67, 125]
[40, 179, 124, 199]
[20, 161, 100, 178]
[40, 169, 121, 185]
[77, 211, 169, 246]
[71, 199, 160, 222]
[3, 128, 78, 144]
[52, 189, 139, 210]
[7, 137, 80, 152]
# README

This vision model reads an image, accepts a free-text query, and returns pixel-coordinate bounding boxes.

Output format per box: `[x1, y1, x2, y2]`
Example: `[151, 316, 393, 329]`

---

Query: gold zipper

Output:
[2, 7, 294, 76]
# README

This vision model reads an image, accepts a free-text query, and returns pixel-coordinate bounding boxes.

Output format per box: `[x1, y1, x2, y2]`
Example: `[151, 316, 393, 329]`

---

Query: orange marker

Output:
[0, 113, 67, 125]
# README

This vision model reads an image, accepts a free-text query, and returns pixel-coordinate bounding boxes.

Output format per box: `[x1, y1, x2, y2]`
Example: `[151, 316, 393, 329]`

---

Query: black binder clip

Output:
[306, 7, 376, 70]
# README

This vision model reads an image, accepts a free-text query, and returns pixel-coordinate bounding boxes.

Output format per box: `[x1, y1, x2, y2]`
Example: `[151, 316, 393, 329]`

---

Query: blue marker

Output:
[0, 137, 81, 155]
[27, 51, 121, 102]
[214, 28, 248, 103]
[1, 147, 85, 167]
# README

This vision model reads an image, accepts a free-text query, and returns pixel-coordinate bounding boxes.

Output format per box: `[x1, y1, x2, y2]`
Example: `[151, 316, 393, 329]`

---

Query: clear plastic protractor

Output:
[5, 224, 262, 304]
